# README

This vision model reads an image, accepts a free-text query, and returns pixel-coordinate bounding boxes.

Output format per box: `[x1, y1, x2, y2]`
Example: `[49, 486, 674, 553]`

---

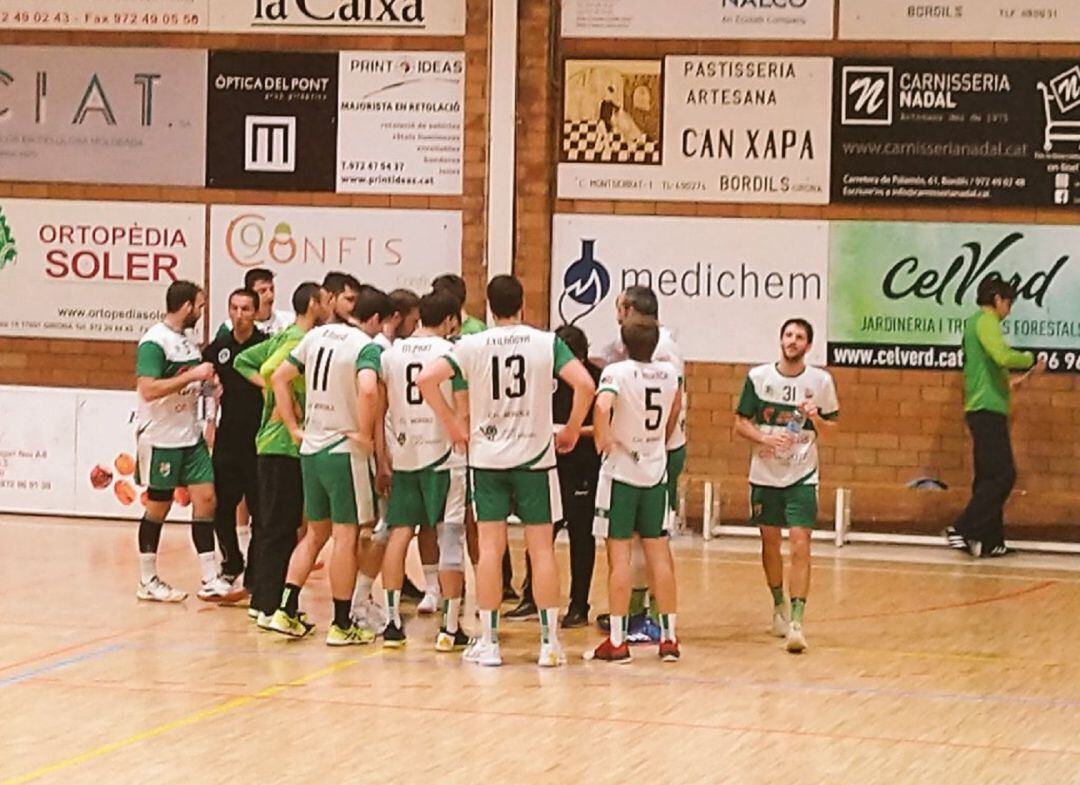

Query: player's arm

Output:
[554, 338, 597, 453]
[975, 312, 1035, 371]
[592, 389, 616, 454]
[802, 376, 839, 440]
[271, 360, 304, 444]
[136, 342, 213, 402]
[234, 339, 274, 389]
[665, 386, 682, 444]
[418, 357, 468, 450]
[733, 376, 791, 450]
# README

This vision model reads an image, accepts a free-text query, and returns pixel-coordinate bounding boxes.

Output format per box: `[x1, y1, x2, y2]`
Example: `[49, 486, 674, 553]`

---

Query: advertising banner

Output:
[829, 221, 1080, 372]
[562, 0, 833, 40]
[558, 56, 832, 204]
[840, 1, 1080, 42]
[551, 214, 829, 365]
[337, 51, 465, 195]
[210, 0, 465, 35]
[208, 205, 462, 329]
[206, 51, 338, 192]
[833, 58, 1080, 207]
[0, 0, 207, 31]
[0, 387, 77, 515]
[0, 46, 207, 186]
[0, 200, 206, 341]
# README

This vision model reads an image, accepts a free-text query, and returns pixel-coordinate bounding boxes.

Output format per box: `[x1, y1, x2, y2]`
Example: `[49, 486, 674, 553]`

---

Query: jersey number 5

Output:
[645, 387, 662, 431]
[491, 355, 526, 400]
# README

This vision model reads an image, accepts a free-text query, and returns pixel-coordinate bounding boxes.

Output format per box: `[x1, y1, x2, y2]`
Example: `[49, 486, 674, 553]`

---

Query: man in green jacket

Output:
[947, 277, 1045, 558]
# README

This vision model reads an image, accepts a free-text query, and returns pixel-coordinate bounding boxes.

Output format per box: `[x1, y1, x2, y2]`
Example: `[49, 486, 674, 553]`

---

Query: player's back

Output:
[601, 359, 679, 487]
[382, 334, 457, 471]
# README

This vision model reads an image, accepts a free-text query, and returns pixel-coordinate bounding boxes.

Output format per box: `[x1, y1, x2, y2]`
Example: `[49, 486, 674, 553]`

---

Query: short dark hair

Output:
[354, 287, 395, 323]
[229, 287, 259, 311]
[292, 281, 322, 315]
[780, 318, 814, 344]
[165, 280, 201, 313]
[487, 275, 523, 319]
[432, 273, 467, 305]
[622, 316, 659, 362]
[555, 323, 589, 361]
[243, 268, 274, 290]
[322, 272, 360, 296]
[622, 285, 659, 318]
[389, 288, 421, 317]
[976, 275, 1018, 307]
[419, 290, 460, 328]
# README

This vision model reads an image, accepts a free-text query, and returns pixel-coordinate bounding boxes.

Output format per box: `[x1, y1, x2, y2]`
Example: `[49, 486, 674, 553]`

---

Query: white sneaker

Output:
[351, 597, 387, 634]
[785, 621, 808, 653]
[537, 641, 567, 668]
[197, 575, 242, 602]
[417, 591, 440, 615]
[770, 605, 790, 638]
[462, 638, 502, 666]
[136, 577, 187, 603]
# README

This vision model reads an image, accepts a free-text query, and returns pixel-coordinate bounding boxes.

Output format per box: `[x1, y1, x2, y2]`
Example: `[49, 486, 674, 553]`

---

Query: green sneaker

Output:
[268, 609, 315, 639]
[326, 623, 376, 647]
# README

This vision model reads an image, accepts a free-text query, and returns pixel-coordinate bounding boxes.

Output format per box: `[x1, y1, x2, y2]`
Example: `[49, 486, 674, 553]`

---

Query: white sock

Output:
[352, 573, 374, 611]
[422, 564, 439, 595]
[238, 524, 251, 557]
[385, 589, 401, 626]
[539, 608, 559, 646]
[661, 613, 677, 642]
[444, 597, 461, 634]
[198, 551, 217, 584]
[610, 614, 626, 647]
[139, 553, 157, 584]
[481, 609, 499, 645]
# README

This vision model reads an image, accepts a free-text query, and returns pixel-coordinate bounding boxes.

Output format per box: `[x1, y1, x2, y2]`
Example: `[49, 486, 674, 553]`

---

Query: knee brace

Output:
[437, 521, 465, 571]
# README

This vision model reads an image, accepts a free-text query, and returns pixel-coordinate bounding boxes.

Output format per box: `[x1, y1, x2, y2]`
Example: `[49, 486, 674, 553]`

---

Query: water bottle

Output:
[786, 408, 806, 436]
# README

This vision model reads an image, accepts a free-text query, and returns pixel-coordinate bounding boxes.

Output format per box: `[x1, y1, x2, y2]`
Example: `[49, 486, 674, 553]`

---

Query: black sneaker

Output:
[435, 627, 470, 652]
[502, 584, 520, 603]
[944, 527, 967, 550]
[983, 544, 1016, 558]
[382, 621, 406, 648]
[401, 578, 425, 602]
[504, 599, 538, 621]
[561, 606, 589, 629]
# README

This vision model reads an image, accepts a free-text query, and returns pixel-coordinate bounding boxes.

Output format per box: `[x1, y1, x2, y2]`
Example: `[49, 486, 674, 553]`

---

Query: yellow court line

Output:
[1, 657, 363, 785]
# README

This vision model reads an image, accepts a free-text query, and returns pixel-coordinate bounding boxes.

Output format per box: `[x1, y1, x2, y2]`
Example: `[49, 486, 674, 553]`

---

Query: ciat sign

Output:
[41, 223, 188, 282]
[223, 212, 403, 269]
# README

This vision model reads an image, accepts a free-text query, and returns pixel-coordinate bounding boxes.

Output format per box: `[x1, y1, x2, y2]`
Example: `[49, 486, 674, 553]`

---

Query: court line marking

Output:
[0, 619, 166, 675]
[0, 657, 364, 785]
[0, 645, 125, 689]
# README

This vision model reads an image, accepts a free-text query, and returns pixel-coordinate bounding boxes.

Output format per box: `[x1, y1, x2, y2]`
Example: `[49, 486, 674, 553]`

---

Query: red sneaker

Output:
[583, 637, 632, 663]
[659, 639, 680, 662]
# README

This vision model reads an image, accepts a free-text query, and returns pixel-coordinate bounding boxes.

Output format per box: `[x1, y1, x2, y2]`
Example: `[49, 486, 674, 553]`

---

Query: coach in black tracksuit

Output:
[204, 288, 267, 587]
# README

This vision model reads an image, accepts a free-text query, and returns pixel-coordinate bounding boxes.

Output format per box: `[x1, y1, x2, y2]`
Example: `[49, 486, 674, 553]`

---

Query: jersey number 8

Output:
[405, 362, 423, 405]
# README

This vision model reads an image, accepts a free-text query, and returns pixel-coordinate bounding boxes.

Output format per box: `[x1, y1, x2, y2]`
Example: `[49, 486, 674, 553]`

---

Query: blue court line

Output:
[0, 644, 126, 688]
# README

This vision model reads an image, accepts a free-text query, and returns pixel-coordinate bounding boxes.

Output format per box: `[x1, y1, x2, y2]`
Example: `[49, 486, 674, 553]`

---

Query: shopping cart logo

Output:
[1049, 66, 1080, 114]
[841, 66, 893, 126]
[1037, 66, 1080, 154]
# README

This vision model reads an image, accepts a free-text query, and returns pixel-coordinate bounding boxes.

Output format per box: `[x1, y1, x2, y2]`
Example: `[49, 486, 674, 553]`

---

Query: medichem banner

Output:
[551, 214, 829, 366]
[558, 56, 832, 204]
[839, 1, 1080, 42]
[828, 221, 1080, 373]
[208, 205, 462, 329]
[0, 200, 206, 341]
[210, 0, 465, 35]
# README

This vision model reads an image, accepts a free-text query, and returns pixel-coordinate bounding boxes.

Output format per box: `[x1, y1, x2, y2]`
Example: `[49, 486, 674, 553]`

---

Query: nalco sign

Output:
[210, 0, 465, 35]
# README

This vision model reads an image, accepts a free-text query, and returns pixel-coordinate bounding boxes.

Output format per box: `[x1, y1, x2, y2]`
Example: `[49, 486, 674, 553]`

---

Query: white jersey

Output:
[736, 363, 839, 488]
[598, 360, 679, 487]
[374, 332, 393, 351]
[221, 309, 291, 337]
[599, 325, 686, 450]
[447, 324, 576, 471]
[288, 323, 383, 455]
[135, 322, 204, 448]
[380, 334, 462, 472]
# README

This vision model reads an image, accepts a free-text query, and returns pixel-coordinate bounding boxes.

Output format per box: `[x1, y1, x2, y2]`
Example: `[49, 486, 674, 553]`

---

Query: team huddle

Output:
[133, 270, 838, 665]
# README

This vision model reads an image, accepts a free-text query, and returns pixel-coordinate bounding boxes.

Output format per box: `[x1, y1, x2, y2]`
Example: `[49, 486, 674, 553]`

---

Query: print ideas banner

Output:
[0, 46, 207, 186]
[0, 199, 206, 341]
[558, 56, 832, 204]
[562, 0, 833, 39]
[828, 222, 1080, 373]
[840, 1, 1080, 42]
[551, 214, 829, 366]
[208, 205, 462, 329]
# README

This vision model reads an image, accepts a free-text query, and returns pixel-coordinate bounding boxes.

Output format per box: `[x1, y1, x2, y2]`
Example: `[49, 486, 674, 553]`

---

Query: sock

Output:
[352, 573, 374, 610]
[791, 598, 806, 625]
[281, 583, 301, 616]
[139, 553, 157, 584]
[610, 614, 626, 647]
[422, 564, 439, 595]
[481, 609, 499, 645]
[137, 516, 163, 554]
[660, 613, 677, 642]
[647, 592, 659, 623]
[443, 597, 461, 634]
[628, 587, 648, 618]
[198, 551, 218, 584]
[539, 608, 559, 646]
[191, 519, 217, 582]
[770, 585, 785, 608]
[385, 589, 401, 626]
[333, 599, 352, 629]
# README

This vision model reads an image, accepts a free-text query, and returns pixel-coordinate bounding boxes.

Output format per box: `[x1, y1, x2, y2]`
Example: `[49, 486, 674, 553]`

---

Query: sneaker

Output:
[983, 544, 1016, 558]
[268, 609, 316, 639]
[505, 599, 538, 621]
[785, 622, 808, 654]
[401, 577, 425, 601]
[417, 591, 440, 615]
[462, 638, 502, 666]
[435, 628, 470, 652]
[136, 576, 187, 603]
[218, 577, 250, 606]
[561, 606, 589, 629]
[247, 606, 260, 621]
[944, 526, 967, 550]
[256, 611, 274, 631]
[966, 538, 983, 558]
[351, 597, 388, 634]
[197, 576, 247, 603]
[537, 641, 567, 668]
[659, 639, 681, 662]
[583, 637, 632, 663]
[628, 617, 661, 645]
[382, 621, 406, 649]
[770, 604, 790, 638]
[326, 623, 376, 647]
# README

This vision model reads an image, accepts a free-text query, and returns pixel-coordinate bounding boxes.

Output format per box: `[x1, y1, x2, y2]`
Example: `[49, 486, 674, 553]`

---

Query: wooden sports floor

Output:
[2, 515, 1079, 785]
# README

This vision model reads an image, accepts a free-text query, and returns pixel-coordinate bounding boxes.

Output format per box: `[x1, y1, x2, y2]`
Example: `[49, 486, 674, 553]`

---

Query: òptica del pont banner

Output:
[828, 221, 1080, 373]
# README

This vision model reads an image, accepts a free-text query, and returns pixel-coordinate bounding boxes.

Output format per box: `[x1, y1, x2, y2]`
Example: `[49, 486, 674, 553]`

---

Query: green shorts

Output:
[136, 438, 214, 490]
[593, 474, 669, 540]
[665, 445, 686, 512]
[750, 483, 818, 529]
[385, 466, 466, 528]
[300, 443, 377, 525]
[470, 467, 561, 525]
